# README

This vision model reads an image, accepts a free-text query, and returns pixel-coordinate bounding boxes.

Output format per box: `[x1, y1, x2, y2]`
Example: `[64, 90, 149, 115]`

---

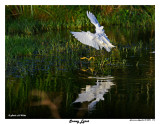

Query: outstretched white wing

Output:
[87, 11, 104, 34]
[71, 31, 100, 50]
[87, 11, 100, 27]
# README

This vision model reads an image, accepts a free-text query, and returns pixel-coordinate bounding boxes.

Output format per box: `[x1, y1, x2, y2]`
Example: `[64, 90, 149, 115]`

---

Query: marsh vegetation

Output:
[5, 5, 155, 119]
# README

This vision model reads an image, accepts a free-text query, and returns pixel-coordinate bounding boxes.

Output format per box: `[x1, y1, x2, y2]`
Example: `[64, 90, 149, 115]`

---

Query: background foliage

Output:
[5, 5, 155, 35]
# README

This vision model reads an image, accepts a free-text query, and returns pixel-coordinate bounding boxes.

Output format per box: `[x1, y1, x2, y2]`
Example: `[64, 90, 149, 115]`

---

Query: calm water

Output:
[5, 26, 155, 119]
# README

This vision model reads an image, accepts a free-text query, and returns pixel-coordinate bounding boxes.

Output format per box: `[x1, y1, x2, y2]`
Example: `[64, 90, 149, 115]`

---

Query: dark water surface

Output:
[5, 26, 155, 119]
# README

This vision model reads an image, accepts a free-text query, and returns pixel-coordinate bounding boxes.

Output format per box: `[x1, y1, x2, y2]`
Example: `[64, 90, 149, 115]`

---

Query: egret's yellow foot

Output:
[88, 57, 95, 61]
[80, 57, 95, 61]
[80, 57, 88, 60]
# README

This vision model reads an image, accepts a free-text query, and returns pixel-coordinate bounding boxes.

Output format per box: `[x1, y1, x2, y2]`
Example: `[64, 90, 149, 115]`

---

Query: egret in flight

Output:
[71, 11, 115, 52]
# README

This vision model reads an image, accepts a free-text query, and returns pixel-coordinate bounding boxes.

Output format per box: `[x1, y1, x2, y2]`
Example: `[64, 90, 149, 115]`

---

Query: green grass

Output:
[5, 5, 155, 35]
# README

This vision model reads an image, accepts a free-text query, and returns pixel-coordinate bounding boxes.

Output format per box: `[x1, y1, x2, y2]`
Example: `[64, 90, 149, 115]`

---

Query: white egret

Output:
[71, 11, 115, 52]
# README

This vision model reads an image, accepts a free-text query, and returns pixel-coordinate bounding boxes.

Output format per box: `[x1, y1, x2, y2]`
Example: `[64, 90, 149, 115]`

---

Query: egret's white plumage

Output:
[71, 11, 115, 52]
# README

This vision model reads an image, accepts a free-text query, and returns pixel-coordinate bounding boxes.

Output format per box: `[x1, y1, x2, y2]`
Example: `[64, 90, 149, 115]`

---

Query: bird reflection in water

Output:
[72, 76, 115, 111]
